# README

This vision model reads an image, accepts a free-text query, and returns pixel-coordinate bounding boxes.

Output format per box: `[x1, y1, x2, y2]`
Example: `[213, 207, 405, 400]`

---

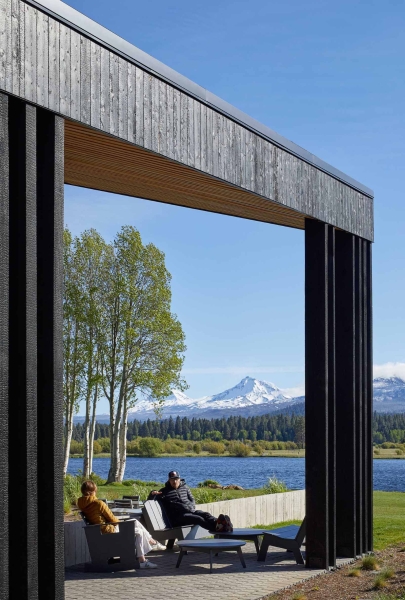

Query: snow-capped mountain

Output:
[373, 377, 405, 412]
[126, 376, 301, 421]
[73, 376, 405, 422]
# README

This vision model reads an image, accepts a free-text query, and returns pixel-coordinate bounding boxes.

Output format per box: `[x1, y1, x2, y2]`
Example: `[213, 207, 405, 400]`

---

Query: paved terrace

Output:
[65, 543, 347, 600]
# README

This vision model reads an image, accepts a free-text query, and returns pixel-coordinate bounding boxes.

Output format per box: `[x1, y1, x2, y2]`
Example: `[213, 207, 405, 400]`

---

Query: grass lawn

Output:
[373, 491, 405, 550]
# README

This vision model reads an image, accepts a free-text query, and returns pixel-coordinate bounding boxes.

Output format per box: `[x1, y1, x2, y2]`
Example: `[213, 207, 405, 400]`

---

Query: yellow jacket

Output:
[77, 495, 119, 534]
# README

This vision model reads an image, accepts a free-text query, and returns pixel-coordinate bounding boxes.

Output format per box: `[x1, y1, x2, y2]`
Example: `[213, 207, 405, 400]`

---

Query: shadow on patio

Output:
[65, 544, 327, 600]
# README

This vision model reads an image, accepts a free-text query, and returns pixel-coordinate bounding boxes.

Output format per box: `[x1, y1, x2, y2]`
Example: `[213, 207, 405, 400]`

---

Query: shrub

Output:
[204, 441, 225, 455]
[138, 437, 162, 457]
[69, 439, 84, 454]
[362, 554, 379, 571]
[262, 476, 288, 494]
[395, 449, 404, 455]
[374, 448, 381, 455]
[347, 568, 362, 577]
[197, 479, 220, 488]
[93, 440, 102, 455]
[89, 472, 105, 486]
[252, 442, 264, 456]
[228, 442, 250, 457]
[192, 442, 201, 454]
[63, 474, 81, 511]
[192, 488, 228, 504]
[164, 439, 184, 454]
[127, 440, 140, 454]
[291, 593, 307, 600]
[97, 437, 111, 453]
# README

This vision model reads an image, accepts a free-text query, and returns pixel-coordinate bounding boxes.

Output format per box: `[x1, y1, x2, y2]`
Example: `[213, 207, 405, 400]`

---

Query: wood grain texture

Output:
[0, 0, 374, 240]
[65, 119, 305, 230]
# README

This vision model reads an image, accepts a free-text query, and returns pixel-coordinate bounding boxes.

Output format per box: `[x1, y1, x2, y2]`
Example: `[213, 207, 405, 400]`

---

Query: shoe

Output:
[150, 541, 166, 551]
[216, 514, 226, 532]
[224, 515, 233, 533]
[140, 560, 158, 569]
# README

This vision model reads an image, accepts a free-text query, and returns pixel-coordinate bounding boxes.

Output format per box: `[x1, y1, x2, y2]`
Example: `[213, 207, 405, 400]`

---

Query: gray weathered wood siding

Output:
[0, 0, 374, 240]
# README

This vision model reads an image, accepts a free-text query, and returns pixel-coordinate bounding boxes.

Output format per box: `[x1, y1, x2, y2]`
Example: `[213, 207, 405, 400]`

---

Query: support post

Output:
[305, 219, 336, 569]
[335, 230, 357, 558]
[0, 92, 64, 599]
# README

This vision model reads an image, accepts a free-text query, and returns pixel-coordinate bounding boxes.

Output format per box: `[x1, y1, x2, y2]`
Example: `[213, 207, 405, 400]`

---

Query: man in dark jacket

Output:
[149, 470, 232, 532]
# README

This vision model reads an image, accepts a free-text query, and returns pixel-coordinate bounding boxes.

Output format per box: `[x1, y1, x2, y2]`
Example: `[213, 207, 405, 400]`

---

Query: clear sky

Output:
[64, 0, 405, 414]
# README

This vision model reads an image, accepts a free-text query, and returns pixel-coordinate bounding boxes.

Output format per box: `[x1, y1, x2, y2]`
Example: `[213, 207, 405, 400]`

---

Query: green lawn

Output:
[251, 492, 405, 552]
[373, 491, 405, 550]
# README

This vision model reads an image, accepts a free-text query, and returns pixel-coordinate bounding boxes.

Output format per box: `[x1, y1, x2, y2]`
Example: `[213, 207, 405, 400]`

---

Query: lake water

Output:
[67, 456, 405, 492]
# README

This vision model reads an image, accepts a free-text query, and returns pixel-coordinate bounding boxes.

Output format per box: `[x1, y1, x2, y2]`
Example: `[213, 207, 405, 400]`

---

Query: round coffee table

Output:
[176, 539, 246, 573]
[210, 528, 268, 556]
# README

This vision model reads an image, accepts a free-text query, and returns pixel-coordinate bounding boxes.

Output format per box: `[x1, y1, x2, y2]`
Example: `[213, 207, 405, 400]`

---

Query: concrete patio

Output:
[65, 543, 340, 600]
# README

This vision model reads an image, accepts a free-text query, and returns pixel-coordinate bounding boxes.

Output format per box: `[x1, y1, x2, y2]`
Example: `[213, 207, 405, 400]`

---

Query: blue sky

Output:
[64, 0, 405, 414]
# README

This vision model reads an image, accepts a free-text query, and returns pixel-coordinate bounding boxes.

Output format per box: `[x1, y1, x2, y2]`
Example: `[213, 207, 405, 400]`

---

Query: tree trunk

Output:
[88, 379, 98, 476]
[117, 395, 128, 482]
[82, 392, 91, 478]
[82, 340, 94, 479]
[107, 370, 126, 483]
[63, 402, 74, 476]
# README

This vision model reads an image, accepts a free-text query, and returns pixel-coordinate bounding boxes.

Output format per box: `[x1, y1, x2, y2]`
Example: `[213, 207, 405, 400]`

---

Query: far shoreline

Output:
[68, 452, 405, 460]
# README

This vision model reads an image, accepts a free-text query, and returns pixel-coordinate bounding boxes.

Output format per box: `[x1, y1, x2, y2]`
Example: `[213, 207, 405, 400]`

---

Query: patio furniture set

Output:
[79, 498, 306, 574]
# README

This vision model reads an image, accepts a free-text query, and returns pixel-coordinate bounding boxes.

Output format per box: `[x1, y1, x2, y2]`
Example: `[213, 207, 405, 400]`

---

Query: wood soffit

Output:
[65, 119, 307, 230]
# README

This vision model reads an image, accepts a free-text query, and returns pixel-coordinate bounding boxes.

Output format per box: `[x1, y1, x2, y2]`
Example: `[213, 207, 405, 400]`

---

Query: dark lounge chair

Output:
[142, 499, 204, 549]
[257, 517, 306, 565]
[79, 512, 140, 572]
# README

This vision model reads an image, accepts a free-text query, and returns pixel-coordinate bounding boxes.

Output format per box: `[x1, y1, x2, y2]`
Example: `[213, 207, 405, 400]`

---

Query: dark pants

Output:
[173, 510, 217, 531]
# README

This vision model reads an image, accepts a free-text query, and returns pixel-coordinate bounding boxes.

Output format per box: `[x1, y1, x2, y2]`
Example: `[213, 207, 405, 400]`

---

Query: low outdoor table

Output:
[111, 507, 143, 518]
[176, 539, 246, 573]
[210, 528, 268, 557]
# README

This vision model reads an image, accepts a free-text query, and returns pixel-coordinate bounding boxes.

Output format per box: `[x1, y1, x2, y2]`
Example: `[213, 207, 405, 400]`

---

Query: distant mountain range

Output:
[73, 375, 405, 423]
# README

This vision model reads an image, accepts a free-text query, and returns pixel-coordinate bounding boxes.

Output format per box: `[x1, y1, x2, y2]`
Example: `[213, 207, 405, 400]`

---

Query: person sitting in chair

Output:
[149, 470, 233, 532]
[78, 480, 165, 569]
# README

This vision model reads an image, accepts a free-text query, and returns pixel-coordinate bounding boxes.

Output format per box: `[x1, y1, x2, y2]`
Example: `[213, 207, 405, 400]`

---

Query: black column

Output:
[365, 241, 373, 553]
[305, 219, 336, 569]
[306, 220, 373, 568]
[0, 92, 64, 599]
[36, 108, 65, 598]
[8, 96, 39, 599]
[335, 230, 357, 558]
[0, 89, 10, 599]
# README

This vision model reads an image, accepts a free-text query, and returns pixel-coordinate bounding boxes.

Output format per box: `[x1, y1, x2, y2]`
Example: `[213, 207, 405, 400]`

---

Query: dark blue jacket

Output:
[151, 479, 195, 519]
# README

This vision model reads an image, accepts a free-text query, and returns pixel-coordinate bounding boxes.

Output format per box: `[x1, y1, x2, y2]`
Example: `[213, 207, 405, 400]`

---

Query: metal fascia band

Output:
[25, 0, 374, 199]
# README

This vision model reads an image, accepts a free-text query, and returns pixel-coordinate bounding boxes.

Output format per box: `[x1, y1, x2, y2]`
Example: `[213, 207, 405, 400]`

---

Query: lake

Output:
[67, 456, 405, 492]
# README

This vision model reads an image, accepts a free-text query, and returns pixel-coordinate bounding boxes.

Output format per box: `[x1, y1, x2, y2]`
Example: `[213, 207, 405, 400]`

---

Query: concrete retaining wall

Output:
[196, 490, 305, 529]
[64, 490, 305, 567]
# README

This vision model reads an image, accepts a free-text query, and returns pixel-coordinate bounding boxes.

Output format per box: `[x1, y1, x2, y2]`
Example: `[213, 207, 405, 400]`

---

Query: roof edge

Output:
[26, 0, 374, 199]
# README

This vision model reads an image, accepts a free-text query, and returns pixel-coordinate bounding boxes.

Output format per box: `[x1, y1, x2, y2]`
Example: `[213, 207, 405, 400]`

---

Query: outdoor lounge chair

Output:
[257, 517, 306, 565]
[80, 513, 140, 572]
[142, 499, 205, 549]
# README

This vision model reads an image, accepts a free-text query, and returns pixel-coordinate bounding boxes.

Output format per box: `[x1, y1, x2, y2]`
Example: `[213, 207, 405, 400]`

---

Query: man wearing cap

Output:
[149, 470, 232, 532]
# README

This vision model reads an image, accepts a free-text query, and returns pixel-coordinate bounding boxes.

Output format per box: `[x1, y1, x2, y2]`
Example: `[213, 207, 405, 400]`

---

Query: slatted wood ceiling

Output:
[65, 119, 306, 229]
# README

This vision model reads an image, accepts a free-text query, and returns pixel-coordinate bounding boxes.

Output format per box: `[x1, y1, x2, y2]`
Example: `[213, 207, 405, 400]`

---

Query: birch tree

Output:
[63, 229, 86, 475]
[99, 226, 187, 483]
[74, 230, 110, 478]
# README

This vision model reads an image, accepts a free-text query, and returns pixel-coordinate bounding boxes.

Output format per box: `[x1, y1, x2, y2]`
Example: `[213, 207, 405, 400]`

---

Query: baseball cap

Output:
[168, 470, 180, 479]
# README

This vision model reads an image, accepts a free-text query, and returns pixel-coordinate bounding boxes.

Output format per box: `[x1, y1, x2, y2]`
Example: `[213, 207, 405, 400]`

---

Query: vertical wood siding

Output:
[0, 0, 373, 240]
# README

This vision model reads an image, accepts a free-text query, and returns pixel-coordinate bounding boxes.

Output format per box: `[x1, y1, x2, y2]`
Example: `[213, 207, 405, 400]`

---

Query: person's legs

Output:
[175, 511, 218, 531]
[133, 520, 159, 567]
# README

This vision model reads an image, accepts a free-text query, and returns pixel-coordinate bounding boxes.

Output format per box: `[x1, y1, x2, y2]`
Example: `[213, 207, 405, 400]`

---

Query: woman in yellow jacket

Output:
[78, 480, 164, 568]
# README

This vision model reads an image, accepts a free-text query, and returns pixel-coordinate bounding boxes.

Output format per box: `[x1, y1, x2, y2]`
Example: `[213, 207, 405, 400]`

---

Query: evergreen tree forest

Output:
[70, 411, 405, 446]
